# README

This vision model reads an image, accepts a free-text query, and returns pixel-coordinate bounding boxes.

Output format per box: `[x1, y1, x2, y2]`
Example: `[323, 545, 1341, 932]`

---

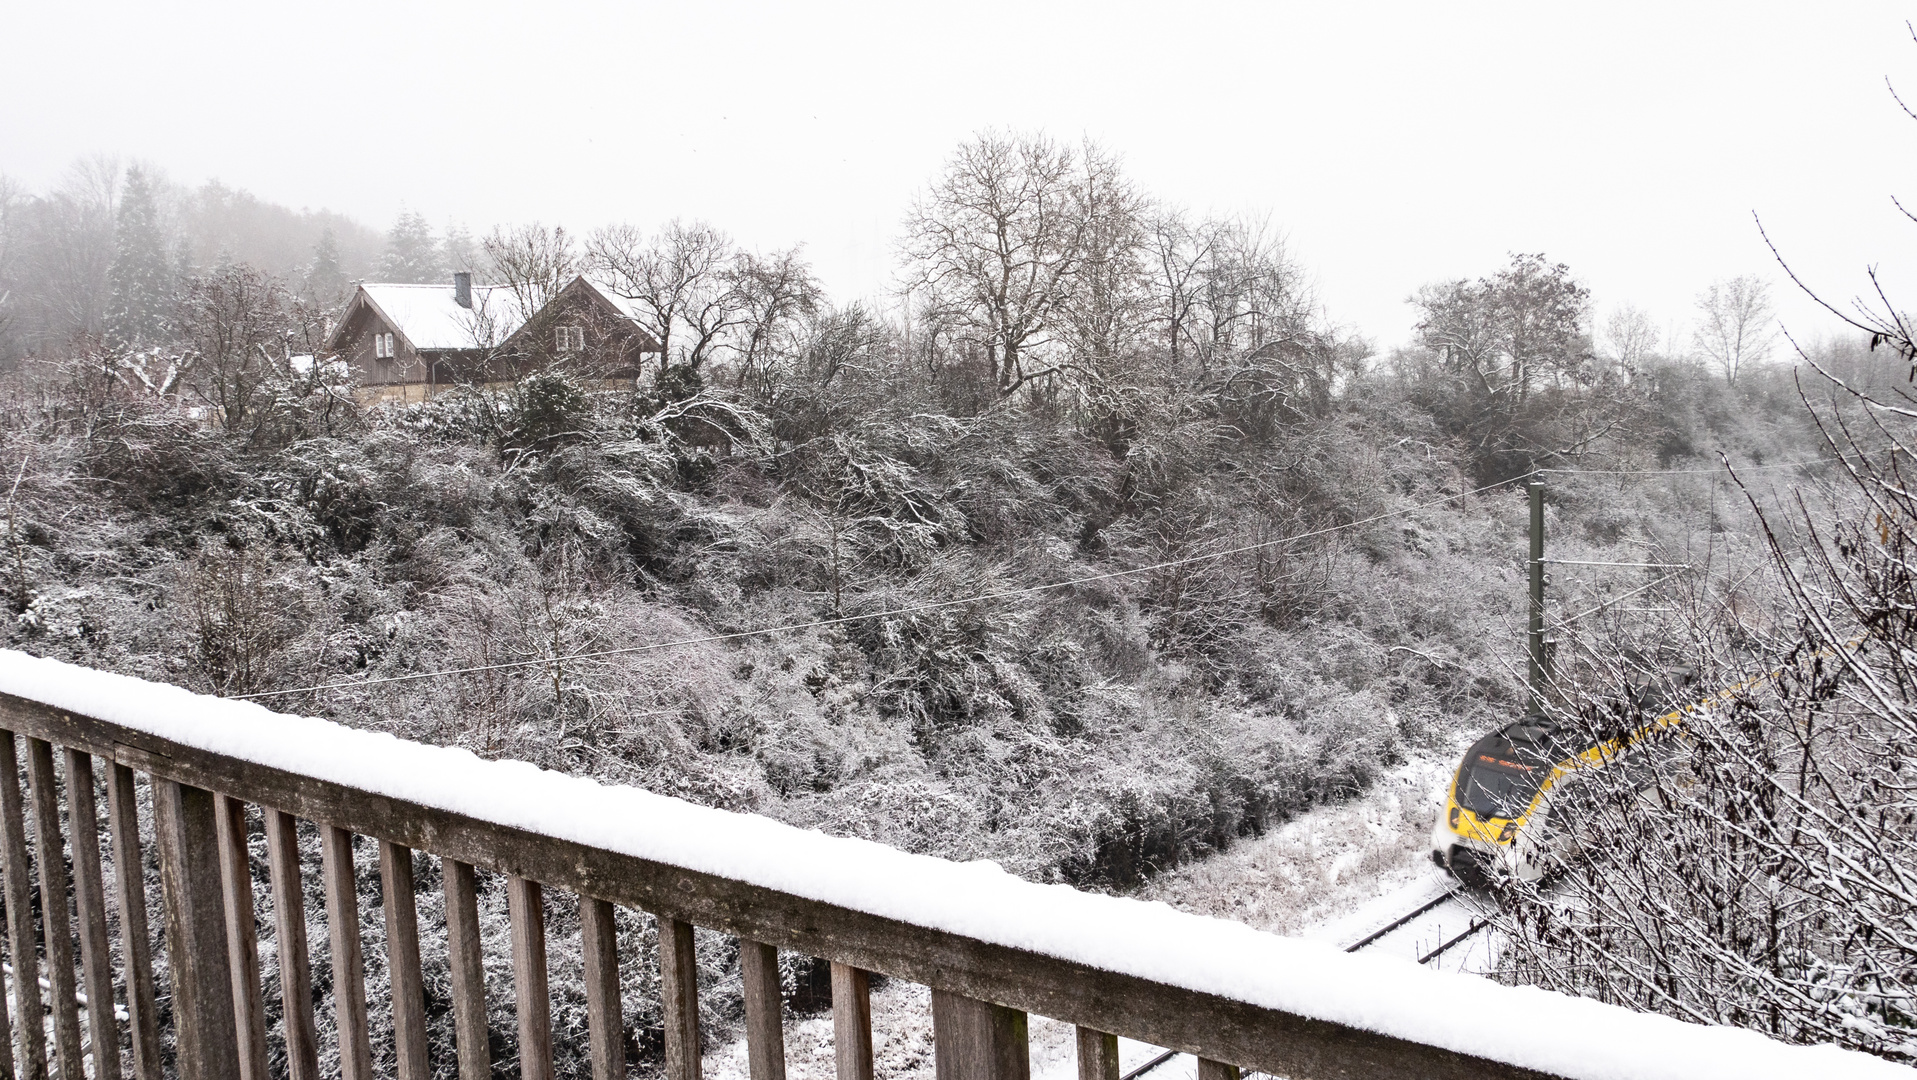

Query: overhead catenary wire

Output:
[237, 474, 1531, 701]
[235, 452, 1844, 703]
[1548, 572, 1689, 631]
[1537, 453, 1858, 477]
[1539, 559, 1690, 569]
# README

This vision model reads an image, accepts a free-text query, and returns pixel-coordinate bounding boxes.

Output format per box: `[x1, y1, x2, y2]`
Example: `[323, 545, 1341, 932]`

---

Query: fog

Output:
[4, 1, 1913, 347]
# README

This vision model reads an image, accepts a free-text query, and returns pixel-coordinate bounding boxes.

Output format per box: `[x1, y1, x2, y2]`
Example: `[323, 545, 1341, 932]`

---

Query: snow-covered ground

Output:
[710, 755, 1491, 1080]
[701, 978, 1213, 1080]
[1138, 757, 1458, 938]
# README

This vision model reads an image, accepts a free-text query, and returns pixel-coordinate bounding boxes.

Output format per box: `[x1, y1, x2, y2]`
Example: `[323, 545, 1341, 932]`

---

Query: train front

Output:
[1431, 722, 1561, 883]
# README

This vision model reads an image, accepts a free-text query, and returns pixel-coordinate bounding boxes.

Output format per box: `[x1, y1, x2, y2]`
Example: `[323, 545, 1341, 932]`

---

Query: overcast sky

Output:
[4, 1, 1915, 352]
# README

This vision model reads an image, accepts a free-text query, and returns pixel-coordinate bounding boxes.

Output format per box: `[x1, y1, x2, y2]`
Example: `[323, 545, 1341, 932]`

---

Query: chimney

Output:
[453, 271, 472, 309]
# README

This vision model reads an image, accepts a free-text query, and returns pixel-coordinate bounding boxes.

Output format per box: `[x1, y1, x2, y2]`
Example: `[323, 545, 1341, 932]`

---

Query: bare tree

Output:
[1057, 143, 1149, 380]
[1146, 208, 1210, 368]
[800, 301, 886, 387]
[1197, 217, 1314, 368]
[13, 158, 122, 350]
[178, 547, 305, 696]
[1693, 275, 1775, 385]
[178, 263, 323, 434]
[483, 222, 578, 313]
[1410, 253, 1602, 479]
[900, 131, 1097, 396]
[0, 175, 22, 353]
[1143, 212, 1316, 378]
[60, 155, 122, 218]
[1601, 303, 1660, 372]
[1497, 400, 1917, 1059]
[729, 247, 820, 397]
[1415, 253, 1591, 405]
[586, 219, 739, 375]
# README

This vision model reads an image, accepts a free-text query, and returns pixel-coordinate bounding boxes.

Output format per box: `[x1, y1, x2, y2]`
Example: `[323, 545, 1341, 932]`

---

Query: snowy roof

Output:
[573, 274, 654, 330]
[0, 648, 1907, 1080]
[342, 282, 535, 352]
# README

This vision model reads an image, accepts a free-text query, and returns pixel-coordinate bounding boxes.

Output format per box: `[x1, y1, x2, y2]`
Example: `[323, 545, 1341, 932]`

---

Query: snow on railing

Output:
[0, 650, 1905, 1080]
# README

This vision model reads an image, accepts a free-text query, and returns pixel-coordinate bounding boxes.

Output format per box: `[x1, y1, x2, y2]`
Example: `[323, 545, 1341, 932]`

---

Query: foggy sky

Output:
[4, 0, 1914, 352]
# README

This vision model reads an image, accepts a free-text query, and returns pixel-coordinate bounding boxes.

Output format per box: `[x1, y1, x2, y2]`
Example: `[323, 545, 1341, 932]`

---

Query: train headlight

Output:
[1447, 805, 1461, 830]
[1497, 821, 1516, 844]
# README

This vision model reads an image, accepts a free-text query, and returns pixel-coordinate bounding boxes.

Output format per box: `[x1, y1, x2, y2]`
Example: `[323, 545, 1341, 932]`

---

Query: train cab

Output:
[1431, 720, 1575, 883]
[1432, 671, 1701, 885]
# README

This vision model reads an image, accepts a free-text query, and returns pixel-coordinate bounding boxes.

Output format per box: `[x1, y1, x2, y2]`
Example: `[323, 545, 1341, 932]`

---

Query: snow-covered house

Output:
[497, 275, 661, 383]
[326, 272, 660, 403]
[326, 272, 532, 402]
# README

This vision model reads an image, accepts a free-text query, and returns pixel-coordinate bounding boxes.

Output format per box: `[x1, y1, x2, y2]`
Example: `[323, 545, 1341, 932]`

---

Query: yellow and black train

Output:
[1429, 673, 1713, 883]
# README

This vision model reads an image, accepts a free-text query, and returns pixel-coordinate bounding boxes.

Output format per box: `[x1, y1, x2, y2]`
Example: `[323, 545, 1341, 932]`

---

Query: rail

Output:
[0, 652, 1897, 1080]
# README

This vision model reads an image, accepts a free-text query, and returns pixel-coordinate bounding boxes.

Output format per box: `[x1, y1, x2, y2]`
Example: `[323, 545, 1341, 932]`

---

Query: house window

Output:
[556, 326, 586, 353]
[373, 331, 395, 359]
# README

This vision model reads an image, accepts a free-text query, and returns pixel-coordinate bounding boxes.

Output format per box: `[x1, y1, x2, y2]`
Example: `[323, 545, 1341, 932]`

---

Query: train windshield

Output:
[1457, 758, 1545, 819]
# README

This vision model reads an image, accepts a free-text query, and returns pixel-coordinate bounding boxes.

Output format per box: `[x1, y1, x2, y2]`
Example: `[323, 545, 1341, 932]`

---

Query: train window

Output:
[1457, 762, 1544, 819]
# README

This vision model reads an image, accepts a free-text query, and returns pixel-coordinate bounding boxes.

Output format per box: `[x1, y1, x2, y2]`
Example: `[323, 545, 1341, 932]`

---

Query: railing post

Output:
[443, 861, 491, 1080]
[931, 990, 1028, 1080]
[658, 917, 701, 1080]
[321, 826, 373, 1080]
[508, 876, 554, 1080]
[0, 732, 45, 1080]
[830, 963, 872, 1080]
[0, 924, 12, 1080]
[153, 778, 241, 1080]
[580, 897, 625, 1080]
[62, 750, 120, 1080]
[1075, 1029, 1119, 1080]
[215, 795, 269, 1080]
[108, 763, 162, 1080]
[262, 809, 319, 1080]
[739, 941, 785, 1080]
[24, 740, 81, 1080]
[380, 842, 429, 1080]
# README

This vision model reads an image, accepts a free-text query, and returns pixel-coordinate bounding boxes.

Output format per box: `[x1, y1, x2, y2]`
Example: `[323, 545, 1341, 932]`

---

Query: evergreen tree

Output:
[305, 226, 348, 305]
[107, 165, 173, 344]
[441, 220, 479, 274]
[378, 210, 443, 283]
[172, 241, 195, 293]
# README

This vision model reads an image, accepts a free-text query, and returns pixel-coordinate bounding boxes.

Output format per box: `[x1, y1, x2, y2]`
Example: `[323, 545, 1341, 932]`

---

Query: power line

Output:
[236, 452, 1862, 703]
[236, 475, 1527, 701]
[1540, 559, 1690, 569]
[1540, 455, 1850, 477]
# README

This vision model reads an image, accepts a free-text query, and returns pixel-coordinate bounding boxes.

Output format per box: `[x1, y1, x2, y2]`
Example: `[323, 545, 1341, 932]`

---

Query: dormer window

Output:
[556, 326, 585, 353]
[373, 331, 396, 359]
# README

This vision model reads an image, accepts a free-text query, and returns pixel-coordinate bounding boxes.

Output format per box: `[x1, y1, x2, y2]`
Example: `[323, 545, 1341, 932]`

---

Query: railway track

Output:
[1117, 880, 1493, 1080]
[1341, 885, 1462, 952]
[1336, 881, 1497, 970]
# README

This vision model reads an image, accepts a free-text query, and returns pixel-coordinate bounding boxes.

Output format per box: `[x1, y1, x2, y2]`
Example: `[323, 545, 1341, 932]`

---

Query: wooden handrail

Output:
[0, 657, 1893, 1080]
[0, 687, 1547, 1080]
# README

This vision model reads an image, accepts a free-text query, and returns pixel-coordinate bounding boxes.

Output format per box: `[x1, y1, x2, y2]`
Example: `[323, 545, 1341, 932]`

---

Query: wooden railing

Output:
[0, 663, 1879, 1080]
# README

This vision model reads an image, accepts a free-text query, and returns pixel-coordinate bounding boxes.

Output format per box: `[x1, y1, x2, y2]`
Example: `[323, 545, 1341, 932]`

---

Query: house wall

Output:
[333, 282, 656, 405]
[508, 288, 654, 380]
[338, 303, 426, 386]
[354, 377, 640, 407]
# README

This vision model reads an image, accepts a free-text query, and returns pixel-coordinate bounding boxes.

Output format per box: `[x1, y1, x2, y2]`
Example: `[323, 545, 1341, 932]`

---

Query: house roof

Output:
[574, 275, 652, 328]
[328, 282, 534, 353]
[508, 275, 662, 352]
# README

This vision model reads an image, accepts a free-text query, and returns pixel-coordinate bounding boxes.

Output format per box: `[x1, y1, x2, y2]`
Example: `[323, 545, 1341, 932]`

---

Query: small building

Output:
[499, 275, 661, 384]
[325, 272, 661, 403]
